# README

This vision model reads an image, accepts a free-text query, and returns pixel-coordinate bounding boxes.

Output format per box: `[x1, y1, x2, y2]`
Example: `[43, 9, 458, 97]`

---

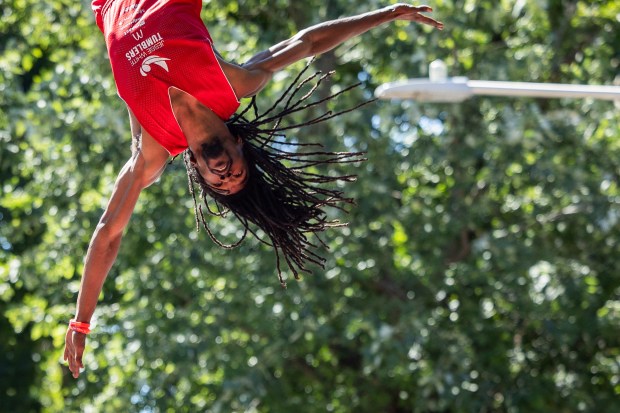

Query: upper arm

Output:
[242, 32, 312, 73]
[216, 33, 312, 98]
[217, 57, 273, 98]
[98, 153, 148, 238]
[99, 143, 167, 235]
[98, 109, 170, 237]
[125, 106, 170, 186]
[127, 106, 144, 155]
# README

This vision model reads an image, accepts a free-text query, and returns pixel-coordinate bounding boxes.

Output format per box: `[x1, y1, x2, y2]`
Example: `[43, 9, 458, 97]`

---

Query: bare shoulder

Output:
[215, 54, 272, 98]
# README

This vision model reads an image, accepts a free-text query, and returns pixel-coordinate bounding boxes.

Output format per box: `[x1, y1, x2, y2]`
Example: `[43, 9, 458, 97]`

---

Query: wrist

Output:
[381, 5, 402, 21]
[74, 309, 93, 324]
[69, 319, 92, 335]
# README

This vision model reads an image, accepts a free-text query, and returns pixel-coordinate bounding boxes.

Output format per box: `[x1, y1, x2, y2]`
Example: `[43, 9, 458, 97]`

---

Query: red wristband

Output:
[69, 319, 91, 335]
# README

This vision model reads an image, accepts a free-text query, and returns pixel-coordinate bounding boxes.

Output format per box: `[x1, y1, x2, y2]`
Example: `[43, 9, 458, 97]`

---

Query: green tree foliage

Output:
[1, 0, 619, 412]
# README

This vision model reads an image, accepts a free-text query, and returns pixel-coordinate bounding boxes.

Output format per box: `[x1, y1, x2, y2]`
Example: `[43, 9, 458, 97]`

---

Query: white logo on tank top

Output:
[131, 30, 144, 41]
[126, 32, 164, 61]
[140, 55, 171, 77]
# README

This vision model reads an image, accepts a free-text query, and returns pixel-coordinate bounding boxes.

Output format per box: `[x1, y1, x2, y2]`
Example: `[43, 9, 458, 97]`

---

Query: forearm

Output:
[72, 155, 145, 323]
[297, 7, 396, 57]
[74, 226, 123, 323]
[238, 5, 442, 97]
[244, 4, 440, 74]
[250, 7, 396, 72]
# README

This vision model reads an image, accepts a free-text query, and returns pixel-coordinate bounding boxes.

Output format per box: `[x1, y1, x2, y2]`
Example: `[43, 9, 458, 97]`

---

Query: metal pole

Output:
[468, 80, 620, 101]
[375, 60, 620, 103]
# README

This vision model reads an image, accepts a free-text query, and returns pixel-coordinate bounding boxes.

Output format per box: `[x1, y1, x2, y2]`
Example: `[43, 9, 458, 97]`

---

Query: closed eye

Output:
[208, 185, 230, 195]
[206, 180, 228, 194]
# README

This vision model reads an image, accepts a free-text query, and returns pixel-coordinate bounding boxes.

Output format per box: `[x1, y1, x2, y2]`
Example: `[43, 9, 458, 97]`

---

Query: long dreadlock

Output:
[183, 60, 375, 287]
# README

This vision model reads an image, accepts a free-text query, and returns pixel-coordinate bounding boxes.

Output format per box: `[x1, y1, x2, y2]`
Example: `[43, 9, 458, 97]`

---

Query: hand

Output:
[64, 327, 87, 378]
[387, 4, 444, 30]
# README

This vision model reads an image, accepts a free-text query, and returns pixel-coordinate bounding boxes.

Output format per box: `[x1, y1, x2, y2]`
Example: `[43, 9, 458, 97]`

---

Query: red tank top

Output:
[92, 0, 240, 155]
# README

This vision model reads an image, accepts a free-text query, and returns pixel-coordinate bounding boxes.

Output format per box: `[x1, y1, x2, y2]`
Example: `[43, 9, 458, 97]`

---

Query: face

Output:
[169, 87, 249, 195]
[191, 135, 249, 195]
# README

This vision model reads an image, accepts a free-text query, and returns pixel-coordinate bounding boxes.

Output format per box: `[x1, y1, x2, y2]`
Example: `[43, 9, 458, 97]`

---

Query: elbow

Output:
[132, 149, 164, 189]
[93, 222, 120, 246]
[85, 222, 123, 265]
[123, 149, 151, 189]
[91, 222, 124, 259]
[295, 30, 317, 58]
[130, 152, 148, 186]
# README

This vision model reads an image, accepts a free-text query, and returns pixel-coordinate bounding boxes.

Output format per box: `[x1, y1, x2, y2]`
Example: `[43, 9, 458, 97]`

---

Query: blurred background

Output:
[1, 0, 619, 412]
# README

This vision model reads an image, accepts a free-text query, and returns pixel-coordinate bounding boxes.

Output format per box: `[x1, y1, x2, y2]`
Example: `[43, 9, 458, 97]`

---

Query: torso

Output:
[92, 0, 240, 155]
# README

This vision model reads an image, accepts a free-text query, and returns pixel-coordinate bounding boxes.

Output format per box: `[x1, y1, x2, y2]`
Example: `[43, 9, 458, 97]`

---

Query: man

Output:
[64, 0, 443, 378]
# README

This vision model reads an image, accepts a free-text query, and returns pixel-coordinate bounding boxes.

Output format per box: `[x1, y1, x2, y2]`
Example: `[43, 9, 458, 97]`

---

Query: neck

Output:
[169, 86, 224, 151]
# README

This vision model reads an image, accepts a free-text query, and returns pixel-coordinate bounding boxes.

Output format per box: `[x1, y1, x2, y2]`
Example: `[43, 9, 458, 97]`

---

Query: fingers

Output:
[64, 328, 77, 377]
[66, 347, 79, 378]
[412, 6, 443, 30]
[416, 14, 444, 30]
[394, 4, 444, 30]
[396, 4, 433, 14]
[73, 334, 86, 378]
[413, 5, 433, 13]
[67, 346, 80, 378]
[70, 350, 83, 378]
[69, 356, 80, 378]
[65, 329, 86, 378]
[76, 350, 84, 370]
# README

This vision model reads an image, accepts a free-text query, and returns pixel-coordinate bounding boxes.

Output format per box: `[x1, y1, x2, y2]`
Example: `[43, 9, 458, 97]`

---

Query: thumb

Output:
[414, 5, 433, 12]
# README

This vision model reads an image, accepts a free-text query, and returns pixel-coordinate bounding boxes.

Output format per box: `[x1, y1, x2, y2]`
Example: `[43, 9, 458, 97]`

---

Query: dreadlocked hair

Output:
[183, 59, 375, 287]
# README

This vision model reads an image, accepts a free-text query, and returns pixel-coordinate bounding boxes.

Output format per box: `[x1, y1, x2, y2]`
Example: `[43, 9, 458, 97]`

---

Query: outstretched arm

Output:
[64, 110, 169, 378]
[221, 4, 442, 97]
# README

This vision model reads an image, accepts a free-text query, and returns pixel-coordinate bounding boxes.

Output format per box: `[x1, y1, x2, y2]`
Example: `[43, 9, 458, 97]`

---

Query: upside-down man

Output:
[64, 0, 443, 378]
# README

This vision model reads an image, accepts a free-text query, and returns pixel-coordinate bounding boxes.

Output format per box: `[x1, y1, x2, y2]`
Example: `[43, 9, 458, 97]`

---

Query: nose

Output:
[208, 157, 230, 173]
[209, 162, 234, 181]
[213, 161, 227, 171]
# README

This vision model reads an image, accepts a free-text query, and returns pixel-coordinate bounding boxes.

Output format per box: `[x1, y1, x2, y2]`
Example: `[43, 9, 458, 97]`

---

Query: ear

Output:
[188, 150, 198, 166]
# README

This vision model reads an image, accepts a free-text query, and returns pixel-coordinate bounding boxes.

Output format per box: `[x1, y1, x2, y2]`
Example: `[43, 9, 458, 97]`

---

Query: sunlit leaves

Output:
[2, 0, 620, 411]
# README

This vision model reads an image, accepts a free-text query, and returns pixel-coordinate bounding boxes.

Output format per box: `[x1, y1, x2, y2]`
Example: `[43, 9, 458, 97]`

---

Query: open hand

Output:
[64, 328, 87, 378]
[388, 4, 444, 30]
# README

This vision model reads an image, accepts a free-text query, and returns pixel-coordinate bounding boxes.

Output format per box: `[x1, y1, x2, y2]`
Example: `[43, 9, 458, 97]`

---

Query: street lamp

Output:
[374, 60, 620, 103]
